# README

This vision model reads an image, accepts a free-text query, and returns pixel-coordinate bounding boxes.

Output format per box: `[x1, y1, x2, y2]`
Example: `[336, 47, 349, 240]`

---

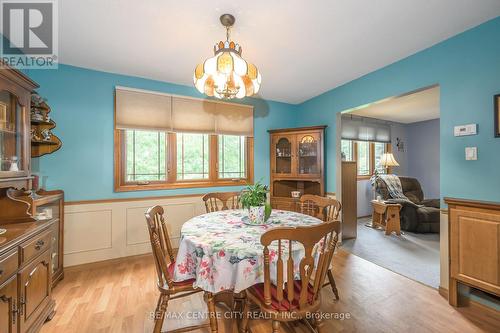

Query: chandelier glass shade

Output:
[193, 15, 261, 99]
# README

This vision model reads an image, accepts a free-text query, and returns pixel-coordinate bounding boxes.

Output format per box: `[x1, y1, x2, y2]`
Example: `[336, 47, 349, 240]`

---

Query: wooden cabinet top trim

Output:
[268, 125, 327, 134]
[0, 60, 39, 91]
[0, 220, 54, 256]
[444, 197, 500, 211]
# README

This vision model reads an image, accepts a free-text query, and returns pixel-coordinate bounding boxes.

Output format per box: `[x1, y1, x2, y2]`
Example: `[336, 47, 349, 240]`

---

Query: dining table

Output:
[173, 209, 323, 294]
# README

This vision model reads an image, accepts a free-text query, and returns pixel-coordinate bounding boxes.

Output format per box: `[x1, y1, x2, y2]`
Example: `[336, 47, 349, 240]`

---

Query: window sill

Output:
[114, 179, 252, 192]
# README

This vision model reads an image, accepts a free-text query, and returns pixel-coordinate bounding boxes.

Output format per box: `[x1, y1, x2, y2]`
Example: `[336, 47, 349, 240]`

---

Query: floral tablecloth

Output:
[173, 209, 322, 293]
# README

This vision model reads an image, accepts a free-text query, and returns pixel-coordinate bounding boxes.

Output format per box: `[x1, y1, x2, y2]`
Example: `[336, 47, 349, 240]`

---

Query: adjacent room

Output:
[0, 1, 499, 333]
[339, 86, 442, 288]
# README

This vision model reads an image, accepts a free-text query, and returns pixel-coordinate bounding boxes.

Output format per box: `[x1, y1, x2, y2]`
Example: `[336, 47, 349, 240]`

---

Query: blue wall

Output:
[406, 119, 440, 199]
[26, 65, 298, 201]
[297, 17, 500, 203]
[23, 17, 500, 203]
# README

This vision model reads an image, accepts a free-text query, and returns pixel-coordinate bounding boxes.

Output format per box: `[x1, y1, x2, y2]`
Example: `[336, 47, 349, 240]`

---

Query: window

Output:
[341, 140, 391, 179]
[115, 130, 253, 191]
[218, 135, 246, 179]
[125, 130, 166, 182]
[373, 142, 388, 174]
[340, 140, 353, 161]
[176, 133, 209, 180]
[356, 141, 370, 176]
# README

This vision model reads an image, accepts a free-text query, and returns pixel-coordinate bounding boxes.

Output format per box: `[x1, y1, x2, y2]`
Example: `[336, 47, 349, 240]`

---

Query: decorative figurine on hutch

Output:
[9, 156, 19, 171]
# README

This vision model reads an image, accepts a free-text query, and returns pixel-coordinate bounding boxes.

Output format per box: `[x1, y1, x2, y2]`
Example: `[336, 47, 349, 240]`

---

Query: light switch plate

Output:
[465, 147, 477, 160]
[454, 124, 477, 136]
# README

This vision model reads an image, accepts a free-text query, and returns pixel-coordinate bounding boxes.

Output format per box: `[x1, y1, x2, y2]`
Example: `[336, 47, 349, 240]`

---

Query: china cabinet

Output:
[0, 62, 36, 190]
[268, 126, 326, 211]
[0, 62, 56, 332]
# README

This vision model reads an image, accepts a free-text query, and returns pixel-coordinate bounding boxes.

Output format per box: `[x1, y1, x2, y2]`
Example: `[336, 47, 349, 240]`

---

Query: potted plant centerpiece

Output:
[240, 182, 272, 225]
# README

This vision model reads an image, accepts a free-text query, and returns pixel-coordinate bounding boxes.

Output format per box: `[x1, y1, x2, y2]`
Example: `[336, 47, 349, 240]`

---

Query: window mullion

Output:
[370, 142, 374, 175]
[167, 133, 176, 183]
[209, 135, 218, 182]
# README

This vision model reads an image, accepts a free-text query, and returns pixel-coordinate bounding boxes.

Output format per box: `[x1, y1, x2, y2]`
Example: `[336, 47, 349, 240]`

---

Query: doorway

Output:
[337, 85, 441, 288]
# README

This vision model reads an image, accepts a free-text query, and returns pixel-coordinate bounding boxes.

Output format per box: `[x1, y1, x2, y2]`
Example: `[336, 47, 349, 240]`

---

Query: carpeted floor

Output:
[341, 217, 440, 288]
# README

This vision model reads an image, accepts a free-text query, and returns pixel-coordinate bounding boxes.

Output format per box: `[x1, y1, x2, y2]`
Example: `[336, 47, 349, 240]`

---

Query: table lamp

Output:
[380, 152, 399, 168]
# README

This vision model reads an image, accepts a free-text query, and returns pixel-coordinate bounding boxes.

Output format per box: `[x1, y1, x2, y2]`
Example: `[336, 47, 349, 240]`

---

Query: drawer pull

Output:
[35, 239, 45, 250]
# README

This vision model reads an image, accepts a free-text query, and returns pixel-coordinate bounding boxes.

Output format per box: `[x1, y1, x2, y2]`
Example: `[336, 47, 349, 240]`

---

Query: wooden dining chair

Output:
[240, 221, 340, 333]
[299, 194, 342, 300]
[202, 191, 240, 213]
[145, 206, 218, 333]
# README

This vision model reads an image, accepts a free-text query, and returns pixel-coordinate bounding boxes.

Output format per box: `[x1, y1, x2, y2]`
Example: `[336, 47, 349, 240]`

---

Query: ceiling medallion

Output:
[193, 14, 261, 99]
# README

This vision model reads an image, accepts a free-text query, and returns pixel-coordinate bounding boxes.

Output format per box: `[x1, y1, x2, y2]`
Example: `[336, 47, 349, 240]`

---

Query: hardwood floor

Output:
[41, 250, 499, 333]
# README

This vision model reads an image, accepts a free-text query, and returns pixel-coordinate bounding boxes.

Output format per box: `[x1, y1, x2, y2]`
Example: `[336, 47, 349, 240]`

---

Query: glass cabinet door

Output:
[0, 90, 25, 176]
[298, 133, 321, 175]
[273, 136, 294, 175]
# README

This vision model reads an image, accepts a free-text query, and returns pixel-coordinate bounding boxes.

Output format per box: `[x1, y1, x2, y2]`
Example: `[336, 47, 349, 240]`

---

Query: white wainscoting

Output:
[63, 195, 206, 267]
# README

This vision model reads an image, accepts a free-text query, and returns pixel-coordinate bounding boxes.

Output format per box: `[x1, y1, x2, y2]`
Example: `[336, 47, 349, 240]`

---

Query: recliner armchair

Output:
[374, 176, 440, 233]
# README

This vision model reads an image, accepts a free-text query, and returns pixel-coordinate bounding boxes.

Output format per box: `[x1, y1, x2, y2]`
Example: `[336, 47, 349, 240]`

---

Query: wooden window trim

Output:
[114, 129, 254, 192]
[345, 140, 391, 180]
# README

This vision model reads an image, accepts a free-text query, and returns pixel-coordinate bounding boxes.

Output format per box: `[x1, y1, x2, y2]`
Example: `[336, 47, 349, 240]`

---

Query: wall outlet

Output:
[454, 124, 477, 136]
[465, 147, 477, 160]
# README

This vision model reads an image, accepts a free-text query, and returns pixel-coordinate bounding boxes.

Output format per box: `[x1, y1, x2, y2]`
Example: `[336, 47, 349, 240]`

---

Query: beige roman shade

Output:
[115, 87, 254, 136]
[214, 102, 253, 136]
[115, 88, 172, 131]
[171, 97, 216, 133]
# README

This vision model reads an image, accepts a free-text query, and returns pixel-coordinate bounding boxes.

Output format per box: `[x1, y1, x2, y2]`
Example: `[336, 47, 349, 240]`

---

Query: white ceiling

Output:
[348, 86, 440, 123]
[58, 0, 500, 104]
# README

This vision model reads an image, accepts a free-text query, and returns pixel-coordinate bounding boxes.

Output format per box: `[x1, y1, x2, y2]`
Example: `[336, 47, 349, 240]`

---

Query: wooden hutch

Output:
[268, 126, 326, 211]
[0, 62, 63, 332]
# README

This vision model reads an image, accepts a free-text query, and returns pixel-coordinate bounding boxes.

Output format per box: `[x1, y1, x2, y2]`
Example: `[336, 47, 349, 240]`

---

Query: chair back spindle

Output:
[299, 194, 341, 222]
[202, 192, 241, 213]
[260, 221, 340, 311]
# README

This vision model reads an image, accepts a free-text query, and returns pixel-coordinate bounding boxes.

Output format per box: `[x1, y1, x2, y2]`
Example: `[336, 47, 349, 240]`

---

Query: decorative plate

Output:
[241, 216, 273, 226]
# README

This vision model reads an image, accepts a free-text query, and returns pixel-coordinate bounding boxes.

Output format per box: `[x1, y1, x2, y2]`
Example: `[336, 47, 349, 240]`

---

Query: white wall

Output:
[63, 195, 206, 267]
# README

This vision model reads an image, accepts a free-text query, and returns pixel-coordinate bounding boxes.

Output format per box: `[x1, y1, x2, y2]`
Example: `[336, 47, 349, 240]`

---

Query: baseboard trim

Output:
[438, 286, 448, 298]
[65, 249, 180, 273]
[64, 253, 152, 272]
[438, 286, 500, 315]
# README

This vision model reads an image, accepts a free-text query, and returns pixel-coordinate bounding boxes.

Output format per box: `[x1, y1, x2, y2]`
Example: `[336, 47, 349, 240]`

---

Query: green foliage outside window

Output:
[126, 130, 166, 181]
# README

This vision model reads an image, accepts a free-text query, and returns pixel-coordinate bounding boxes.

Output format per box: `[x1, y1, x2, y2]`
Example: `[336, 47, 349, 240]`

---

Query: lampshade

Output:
[380, 152, 399, 167]
[193, 14, 261, 100]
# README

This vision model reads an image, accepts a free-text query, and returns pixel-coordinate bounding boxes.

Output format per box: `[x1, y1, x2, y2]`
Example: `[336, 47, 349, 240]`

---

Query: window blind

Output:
[115, 87, 254, 136]
[341, 115, 391, 143]
[115, 88, 172, 131]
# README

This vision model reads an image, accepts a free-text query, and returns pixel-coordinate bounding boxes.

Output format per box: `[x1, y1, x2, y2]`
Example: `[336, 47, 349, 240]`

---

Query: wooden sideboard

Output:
[445, 197, 500, 307]
[11, 189, 64, 287]
[0, 189, 55, 332]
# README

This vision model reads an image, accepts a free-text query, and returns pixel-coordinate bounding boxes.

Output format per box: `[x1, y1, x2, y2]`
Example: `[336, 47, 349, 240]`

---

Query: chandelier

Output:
[193, 14, 261, 99]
